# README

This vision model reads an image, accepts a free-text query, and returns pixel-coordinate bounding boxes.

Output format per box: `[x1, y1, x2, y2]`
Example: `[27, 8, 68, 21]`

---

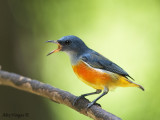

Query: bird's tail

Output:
[118, 76, 144, 91]
[127, 80, 145, 91]
[138, 84, 145, 91]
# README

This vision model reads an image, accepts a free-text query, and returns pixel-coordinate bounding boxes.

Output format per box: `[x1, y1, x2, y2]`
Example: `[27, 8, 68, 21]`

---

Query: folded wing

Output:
[81, 50, 134, 80]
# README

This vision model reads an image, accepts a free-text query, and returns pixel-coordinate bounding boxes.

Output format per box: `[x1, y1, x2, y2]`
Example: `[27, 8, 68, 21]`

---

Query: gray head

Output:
[46, 35, 89, 56]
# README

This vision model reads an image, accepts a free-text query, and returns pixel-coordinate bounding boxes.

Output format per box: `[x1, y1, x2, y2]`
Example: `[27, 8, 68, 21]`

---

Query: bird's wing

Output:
[81, 51, 134, 80]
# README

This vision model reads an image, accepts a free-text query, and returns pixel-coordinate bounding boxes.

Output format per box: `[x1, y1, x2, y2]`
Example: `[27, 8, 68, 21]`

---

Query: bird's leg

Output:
[73, 89, 101, 106]
[87, 87, 109, 108]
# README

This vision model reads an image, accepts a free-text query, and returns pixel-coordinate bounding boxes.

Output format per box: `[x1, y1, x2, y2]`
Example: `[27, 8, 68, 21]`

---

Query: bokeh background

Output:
[0, 0, 159, 120]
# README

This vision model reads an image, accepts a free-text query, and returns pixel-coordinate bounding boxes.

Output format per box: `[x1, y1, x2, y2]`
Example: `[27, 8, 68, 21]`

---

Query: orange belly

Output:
[72, 61, 139, 90]
[72, 61, 115, 90]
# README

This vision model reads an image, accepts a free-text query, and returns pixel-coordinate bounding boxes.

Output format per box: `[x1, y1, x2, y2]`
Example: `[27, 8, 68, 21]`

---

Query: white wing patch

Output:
[82, 60, 115, 75]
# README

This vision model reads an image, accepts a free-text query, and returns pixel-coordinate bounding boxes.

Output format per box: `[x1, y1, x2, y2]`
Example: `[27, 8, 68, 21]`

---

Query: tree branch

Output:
[0, 68, 121, 120]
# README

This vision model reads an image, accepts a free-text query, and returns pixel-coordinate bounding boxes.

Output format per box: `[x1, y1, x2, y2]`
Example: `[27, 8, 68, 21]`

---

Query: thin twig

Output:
[0, 69, 121, 120]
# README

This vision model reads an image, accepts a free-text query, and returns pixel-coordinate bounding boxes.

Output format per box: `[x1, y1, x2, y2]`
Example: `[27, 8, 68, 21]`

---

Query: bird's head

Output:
[46, 35, 88, 56]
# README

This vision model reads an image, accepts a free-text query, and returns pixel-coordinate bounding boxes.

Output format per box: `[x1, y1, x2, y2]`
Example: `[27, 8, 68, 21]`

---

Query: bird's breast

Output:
[72, 61, 113, 89]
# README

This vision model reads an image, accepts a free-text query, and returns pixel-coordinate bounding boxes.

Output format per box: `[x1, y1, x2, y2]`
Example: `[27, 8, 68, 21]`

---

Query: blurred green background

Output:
[0, 0, 159, 120]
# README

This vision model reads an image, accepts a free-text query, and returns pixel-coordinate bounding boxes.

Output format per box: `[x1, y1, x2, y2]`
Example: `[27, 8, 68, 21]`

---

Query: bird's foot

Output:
[87, 102, 101, 108]
[73, 95, 85, 106]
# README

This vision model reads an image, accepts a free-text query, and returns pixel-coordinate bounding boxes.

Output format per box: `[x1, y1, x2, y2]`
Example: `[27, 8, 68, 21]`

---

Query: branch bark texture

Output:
[0, 69, 121, 120]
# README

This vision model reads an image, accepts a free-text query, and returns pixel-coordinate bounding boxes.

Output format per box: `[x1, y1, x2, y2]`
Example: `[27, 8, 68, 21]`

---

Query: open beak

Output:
[46, 40, 62, 56]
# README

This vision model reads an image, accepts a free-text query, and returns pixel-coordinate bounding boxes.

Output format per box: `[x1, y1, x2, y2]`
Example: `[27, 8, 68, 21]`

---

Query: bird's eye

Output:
[65, 40, 71, 45]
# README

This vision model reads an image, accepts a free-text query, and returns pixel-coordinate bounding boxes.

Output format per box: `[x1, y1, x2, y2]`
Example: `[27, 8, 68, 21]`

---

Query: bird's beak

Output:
[46, 40, 62, 56]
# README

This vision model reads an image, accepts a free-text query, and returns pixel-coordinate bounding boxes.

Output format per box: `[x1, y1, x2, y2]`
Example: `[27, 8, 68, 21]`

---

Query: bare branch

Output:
[0, 70, 121, 120]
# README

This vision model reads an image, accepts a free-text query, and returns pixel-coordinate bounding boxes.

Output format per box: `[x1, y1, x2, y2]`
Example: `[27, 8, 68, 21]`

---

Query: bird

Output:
[46, 35, 144, 108]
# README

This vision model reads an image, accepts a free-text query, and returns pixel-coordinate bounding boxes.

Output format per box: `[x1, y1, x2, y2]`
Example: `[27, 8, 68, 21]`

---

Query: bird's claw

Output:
[73, 95, 85, 106]
[73, 96, 101, 109]
[87, 102, 94, 108]
[94, 102, 101, 107]
[87, 102, 101, 108]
